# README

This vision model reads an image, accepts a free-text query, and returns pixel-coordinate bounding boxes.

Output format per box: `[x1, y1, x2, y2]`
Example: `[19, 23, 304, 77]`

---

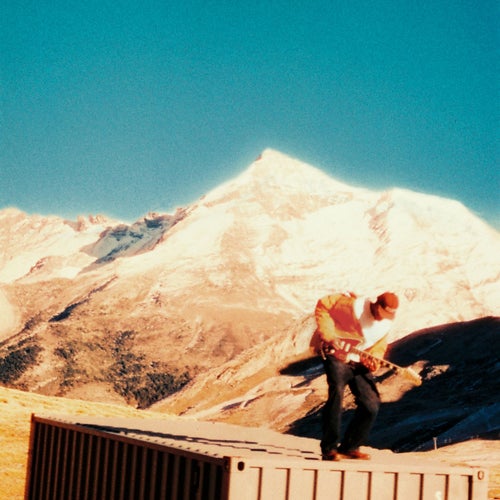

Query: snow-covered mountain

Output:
[0, 149, 498, 417]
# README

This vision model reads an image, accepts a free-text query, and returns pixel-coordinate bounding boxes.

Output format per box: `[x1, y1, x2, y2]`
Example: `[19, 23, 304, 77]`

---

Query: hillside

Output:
[154, 316, 500, 450]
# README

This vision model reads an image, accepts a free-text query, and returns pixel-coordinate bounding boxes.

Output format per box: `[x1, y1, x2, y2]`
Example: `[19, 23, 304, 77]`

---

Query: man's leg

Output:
[339, 371, 380, 455]
[321, 357, 353, 457]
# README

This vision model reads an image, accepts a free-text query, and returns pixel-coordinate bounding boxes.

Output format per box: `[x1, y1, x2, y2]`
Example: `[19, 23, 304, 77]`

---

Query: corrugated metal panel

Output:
[25, 416, 226, 500]
[25, 414, 488, 500]
[223, 457, 488, 500]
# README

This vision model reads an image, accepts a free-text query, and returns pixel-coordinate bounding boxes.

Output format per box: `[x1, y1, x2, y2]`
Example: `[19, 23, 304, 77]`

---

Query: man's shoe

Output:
[322, 451, 340, 461]
[338, 449, 371, 460]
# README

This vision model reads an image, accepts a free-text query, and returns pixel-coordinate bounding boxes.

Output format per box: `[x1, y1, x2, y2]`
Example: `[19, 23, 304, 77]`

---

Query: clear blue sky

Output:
[1, 1, 499, 227]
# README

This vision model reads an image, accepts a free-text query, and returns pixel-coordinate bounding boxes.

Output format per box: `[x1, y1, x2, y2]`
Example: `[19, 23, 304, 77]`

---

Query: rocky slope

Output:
[154, 314, 500, 450]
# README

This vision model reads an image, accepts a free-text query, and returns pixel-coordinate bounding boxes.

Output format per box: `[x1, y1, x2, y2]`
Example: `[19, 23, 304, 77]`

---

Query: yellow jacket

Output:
[310, 293, 388, 360]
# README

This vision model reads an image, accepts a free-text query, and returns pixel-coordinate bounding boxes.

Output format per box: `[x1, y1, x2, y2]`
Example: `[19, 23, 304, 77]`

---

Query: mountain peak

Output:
[242, 149, 355, 193]
[200, 149, 356, 208]
[249, 148, 323, 176]
[255, 148, 296, 162]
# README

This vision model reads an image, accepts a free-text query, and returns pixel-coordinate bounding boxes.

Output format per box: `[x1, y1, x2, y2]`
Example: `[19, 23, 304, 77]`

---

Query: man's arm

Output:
[314, 295, 341, 344]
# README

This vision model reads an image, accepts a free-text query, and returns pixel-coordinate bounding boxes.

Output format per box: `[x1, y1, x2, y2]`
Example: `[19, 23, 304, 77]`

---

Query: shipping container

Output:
[25, 414, 488, 500]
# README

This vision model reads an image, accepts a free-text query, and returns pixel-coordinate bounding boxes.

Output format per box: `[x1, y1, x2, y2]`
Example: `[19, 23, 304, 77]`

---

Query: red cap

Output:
[376, 292, 399, 319]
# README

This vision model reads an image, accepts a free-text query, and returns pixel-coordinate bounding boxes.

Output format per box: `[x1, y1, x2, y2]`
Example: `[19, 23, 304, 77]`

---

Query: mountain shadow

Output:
[285, 316, 500, 452]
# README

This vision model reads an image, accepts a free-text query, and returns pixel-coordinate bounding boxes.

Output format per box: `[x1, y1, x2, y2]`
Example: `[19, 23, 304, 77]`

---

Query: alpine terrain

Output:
[0, 148, 499, 455]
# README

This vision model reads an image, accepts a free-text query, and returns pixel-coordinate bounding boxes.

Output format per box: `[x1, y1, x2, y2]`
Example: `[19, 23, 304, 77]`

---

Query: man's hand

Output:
[331, 339, 354, 362]
[335, 340, 352, 353]
[360, 354, 379, 372]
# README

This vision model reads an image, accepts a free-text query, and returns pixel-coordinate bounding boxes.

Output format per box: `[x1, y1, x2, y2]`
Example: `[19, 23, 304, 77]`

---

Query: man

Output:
[310, 291, 399, 461]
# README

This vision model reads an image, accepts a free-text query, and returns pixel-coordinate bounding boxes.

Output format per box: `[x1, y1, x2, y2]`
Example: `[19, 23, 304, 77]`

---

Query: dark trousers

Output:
[321, 355, 380, 454]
